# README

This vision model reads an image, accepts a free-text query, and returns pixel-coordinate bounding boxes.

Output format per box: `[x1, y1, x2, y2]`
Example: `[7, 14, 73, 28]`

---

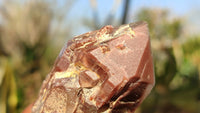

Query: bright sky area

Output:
[65, 0, 199, 36]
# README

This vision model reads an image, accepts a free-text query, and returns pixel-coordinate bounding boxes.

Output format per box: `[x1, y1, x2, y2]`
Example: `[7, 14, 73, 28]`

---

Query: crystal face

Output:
[32, 21, 155, 113]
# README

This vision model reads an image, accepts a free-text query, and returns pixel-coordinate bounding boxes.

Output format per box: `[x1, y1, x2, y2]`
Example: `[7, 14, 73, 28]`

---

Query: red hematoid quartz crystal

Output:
[32, 21, 155, 113]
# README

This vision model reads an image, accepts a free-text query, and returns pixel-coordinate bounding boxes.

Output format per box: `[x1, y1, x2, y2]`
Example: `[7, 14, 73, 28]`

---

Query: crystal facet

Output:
[32, 21, 155, 113]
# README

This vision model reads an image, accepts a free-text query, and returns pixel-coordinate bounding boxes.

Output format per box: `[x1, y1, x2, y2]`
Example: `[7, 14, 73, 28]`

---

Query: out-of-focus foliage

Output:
[0, 57, 17, 113]
[0, 1, 199, 113]
[182, 37, 200, 73]
[136, 8, 200, 113]
[0, 0, 72, 112]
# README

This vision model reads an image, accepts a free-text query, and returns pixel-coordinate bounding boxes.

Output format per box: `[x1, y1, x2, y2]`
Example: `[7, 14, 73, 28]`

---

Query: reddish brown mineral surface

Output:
[32, 21, 155, 113]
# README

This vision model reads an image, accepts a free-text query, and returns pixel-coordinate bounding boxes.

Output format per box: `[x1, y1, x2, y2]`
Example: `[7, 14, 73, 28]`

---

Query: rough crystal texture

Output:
[32, 21, 155, 113]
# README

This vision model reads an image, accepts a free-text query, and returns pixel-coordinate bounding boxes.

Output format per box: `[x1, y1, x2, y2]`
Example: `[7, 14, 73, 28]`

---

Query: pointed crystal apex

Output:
[32, 21, 155, 113]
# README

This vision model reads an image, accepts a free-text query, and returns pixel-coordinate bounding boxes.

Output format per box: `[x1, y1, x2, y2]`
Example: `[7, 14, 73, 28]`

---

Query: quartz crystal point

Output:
[32, 21, 155, 113]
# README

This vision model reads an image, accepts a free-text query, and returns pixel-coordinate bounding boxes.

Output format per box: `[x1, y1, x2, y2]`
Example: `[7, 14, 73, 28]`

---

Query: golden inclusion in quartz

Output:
[32, 21, 155, 113]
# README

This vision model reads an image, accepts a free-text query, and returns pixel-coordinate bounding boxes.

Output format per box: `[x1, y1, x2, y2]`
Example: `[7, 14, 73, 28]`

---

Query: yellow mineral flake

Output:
[77, 41, 93, 49]
[114, 24, 135, 38]
[55, 71, 76, 79]
[55, 64, 78, 79]
[55, 63, 89, 79]
[97, 33, 112, 43]
[128, 27, 135, 38]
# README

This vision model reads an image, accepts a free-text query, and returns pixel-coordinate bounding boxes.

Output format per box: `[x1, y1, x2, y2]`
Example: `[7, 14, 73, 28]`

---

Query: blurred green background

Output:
[0, 0, 199, 113]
